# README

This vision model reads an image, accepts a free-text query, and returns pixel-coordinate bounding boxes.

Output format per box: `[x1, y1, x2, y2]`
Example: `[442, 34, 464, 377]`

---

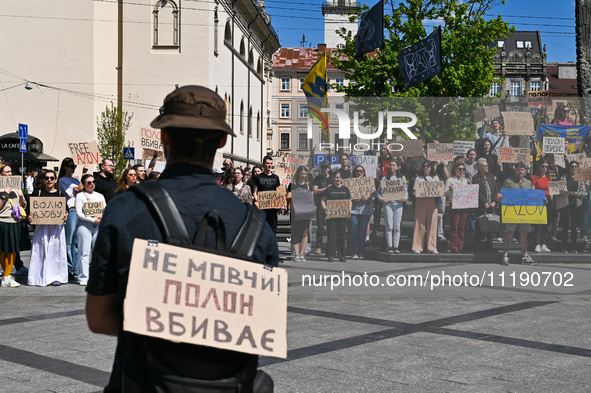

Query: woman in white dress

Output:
[27, 170, 68, 286]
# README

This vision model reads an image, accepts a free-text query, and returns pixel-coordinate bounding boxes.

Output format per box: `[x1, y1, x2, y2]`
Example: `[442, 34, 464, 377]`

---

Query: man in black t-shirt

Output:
[93, 159, 118, 203]
[312, 162, 331, 254]
[253, 155, 281, 234]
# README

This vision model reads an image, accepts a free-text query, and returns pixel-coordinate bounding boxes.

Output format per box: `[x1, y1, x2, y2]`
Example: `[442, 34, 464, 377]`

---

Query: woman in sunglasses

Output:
[444, 162, 469, 253]
[75, 174, 106, 285]
[116, 168, 138, 195]
[26, 170, 68, 286]
[552, 105, 577, 126]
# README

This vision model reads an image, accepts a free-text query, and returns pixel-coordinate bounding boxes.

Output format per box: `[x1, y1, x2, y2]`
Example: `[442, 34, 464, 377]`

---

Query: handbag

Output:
[477, 213, 500, 232]
[9, 199, 26, 221]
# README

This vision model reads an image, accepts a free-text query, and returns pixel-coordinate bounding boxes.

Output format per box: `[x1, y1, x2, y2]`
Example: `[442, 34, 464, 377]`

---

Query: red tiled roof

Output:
[547, 64, 578, 95]
[272, 47, 348, 70]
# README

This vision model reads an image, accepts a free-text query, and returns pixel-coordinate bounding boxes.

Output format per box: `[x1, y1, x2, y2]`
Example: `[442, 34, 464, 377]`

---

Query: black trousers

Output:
[327, 218, 347, 258]
[315, 205, 326, 250]
[560, 205, 582, 249]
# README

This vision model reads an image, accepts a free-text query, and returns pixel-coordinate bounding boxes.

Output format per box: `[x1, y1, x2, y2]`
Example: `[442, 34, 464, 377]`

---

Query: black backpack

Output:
[127, 181, 274, 393]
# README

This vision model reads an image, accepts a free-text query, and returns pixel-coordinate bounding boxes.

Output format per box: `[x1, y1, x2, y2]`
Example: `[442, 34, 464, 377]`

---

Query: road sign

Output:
[314, 154, 327, 166]
[20, 138, 27, 153]
[330, 156, 339, 165]
[18, 124, 28, 139]
[123, 147, 135, 160]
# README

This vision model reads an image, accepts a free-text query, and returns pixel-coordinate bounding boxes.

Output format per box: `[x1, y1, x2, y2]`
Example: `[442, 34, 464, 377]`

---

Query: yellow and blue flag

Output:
[303, 54, 329, 141]
[501, 189, 547, 224]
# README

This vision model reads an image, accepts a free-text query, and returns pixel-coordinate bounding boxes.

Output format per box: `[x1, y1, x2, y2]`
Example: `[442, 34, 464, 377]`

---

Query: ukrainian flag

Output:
[501, 189, 547, 224]
[303, 54, 329, 142]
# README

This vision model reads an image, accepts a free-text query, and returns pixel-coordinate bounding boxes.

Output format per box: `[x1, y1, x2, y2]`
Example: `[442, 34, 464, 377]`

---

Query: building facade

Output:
[0, 0, 279, 174]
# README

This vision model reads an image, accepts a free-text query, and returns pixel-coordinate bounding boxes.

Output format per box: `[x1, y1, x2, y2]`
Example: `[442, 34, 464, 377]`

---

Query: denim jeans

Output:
[348, 214, 371, 256]
[65, 207, 79, 275]
[77, 221, 99, 282]
[383, 201, 403, 249]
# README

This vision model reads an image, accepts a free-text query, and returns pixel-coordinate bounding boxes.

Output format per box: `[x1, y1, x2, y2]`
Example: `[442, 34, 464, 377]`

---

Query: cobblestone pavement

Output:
[1, 247, 591, 392]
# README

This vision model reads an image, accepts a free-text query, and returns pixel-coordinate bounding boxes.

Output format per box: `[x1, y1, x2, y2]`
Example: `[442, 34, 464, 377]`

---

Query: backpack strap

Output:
[193, 210, 227, 251]
[229, 203, 265, 259]
[129, 182, 190, 245]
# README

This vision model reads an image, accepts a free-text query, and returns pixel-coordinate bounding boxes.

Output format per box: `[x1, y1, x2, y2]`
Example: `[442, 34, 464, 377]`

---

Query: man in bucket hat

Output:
[85, 86, 279, 392]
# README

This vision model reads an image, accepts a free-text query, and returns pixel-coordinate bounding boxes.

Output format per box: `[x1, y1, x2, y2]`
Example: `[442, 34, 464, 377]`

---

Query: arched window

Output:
[240, 100, 244, 135]
[239, 37, 246, 57]
[248, 50, 254, 66]
[248, 106, 253, 138]
[257, 112, 261, 140]
[257, 58, 263, 76]
[226, 94, 232, 125]
[153, 0, 179, 47]
[213, 7, 219, 56]
[224, 20, 231, 43]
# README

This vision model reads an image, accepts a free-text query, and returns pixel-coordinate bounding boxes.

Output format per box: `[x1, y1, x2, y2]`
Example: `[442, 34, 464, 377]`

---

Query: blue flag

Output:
[537, 124, 590, 154]
[398, 26, 442, 89]
[355, 1, 383, 60]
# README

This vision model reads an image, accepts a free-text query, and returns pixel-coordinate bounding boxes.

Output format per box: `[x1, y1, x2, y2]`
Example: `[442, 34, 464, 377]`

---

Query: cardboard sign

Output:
[143, 149, 167, 173]
[83, 201, 105, 217]
[542, 137, 565, 155]
[68, 141, 101, 165]
[258, 191, 285, 210]
[501, 188, 547, 224]
[342, 177, 376, 200]
[291, 188, 315, 220]
[473, 109, 485, 123]
[390, 140, 423, 157]
[451, 184, 479, 209]
[351, 155, 378, 178]
[29, 196, 66, 225]
[453, 141, 475, 157]
[501, 112, 535, 136]
[123, 239, 287, 358]
[556, 193, 569, 210]
[140, 127, 163, 151]
[548, 180, 567, 196]
[498, 147, 531, 164]
[565, 152, 587, 164]
[427, 143, 454, 162]
[415, 180, 445, 198]
[581, 158, 591, 169]
[380, 179, 406, 202]
[272, 152, 307, 187]
[574, 168, 591, 182]
[0, 176, 22, 190]
[483, 105, 500, 118]
[326, 199, 350, 218]
[554, 154, 566, 168]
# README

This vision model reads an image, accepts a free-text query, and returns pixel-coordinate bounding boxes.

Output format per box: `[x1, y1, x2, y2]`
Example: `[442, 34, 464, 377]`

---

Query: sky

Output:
[264, 0, 577, 63]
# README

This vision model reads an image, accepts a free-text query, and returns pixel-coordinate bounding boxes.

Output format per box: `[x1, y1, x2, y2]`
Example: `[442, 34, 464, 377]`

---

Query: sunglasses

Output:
[128, 173, 137, 177]
[457, 168, 465, 171]
[540, 165, 549, 168]
[45, 176, 55, 180]
[85, 180, 96, 185]
[355, 169, 365, 172]
[571, 166, 579, 169]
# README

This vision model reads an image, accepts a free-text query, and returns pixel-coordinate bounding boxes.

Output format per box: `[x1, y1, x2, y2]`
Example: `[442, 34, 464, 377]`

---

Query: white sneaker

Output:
[300, 255, 307, 262]
[413, 250, 421, 254]
[431, 250, 439, 254]
[78, 280, 88, 286]
[293, 255, 301, 262]
[540, 245, 551, 253]
[535, 244, 541, 253]
[352, 254, 359, 260]
[1, 276, 20, 288]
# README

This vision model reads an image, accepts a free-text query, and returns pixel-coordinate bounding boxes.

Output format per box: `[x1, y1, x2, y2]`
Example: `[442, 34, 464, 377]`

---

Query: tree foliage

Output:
[331, 0, 514, 142]
[96, 102, 133, 176]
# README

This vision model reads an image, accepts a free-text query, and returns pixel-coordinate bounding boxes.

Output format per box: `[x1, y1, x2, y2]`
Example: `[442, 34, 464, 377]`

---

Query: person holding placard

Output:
[377, 161, 407, 254]
[58, 157, 88, 280]
[75, 174, 106, 285]
[478, 118, 509, 156]
[322, 171, 351, 262]
[477, 139, 501, 180]
[463, 149, 479, 239]
[0, 164, 29, 288]
[500, 162, 536, 266]
[116, 168, 138, 195]
[348, 165, 373, 260]
[445, 162, 470, 253]
[26, 170, 68, 286]
[412, 162, 440, 254]
[560, 161, 588, 253]
[253, 156, 280, 234]
[531, 159, 553, 253]
[287, 166, 313, 262]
